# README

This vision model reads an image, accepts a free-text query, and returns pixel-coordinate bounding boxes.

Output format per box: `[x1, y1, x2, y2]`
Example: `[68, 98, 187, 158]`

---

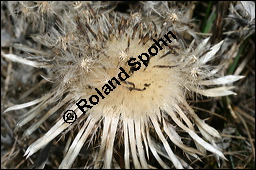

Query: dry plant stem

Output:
[191, 105, 228, 121]
[221, 134, 255, 142]
[235, 108, 255, 161]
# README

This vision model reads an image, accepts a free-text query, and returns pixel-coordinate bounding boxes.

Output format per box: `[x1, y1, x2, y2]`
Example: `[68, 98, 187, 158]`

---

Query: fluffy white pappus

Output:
[140, 1, 197, 41]
[3, 7, 244, 169]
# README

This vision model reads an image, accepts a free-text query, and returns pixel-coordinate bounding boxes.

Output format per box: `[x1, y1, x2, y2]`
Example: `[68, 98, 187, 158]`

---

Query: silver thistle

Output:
[2, 1, 245, 169]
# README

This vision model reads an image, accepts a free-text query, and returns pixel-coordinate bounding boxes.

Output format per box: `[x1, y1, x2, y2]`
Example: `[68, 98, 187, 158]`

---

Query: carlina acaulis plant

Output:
[2, 1, 245, 169]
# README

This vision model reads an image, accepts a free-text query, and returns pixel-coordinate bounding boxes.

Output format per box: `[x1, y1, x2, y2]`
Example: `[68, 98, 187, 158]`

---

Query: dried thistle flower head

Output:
[3, 2, 245, 169]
